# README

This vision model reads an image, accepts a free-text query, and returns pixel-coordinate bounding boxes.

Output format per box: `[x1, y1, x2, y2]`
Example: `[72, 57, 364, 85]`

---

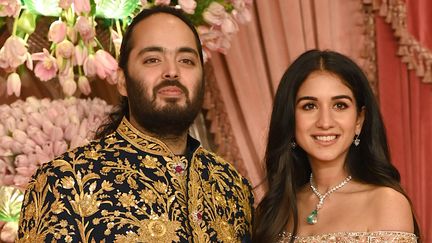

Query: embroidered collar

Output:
[116, 117, 201, 156]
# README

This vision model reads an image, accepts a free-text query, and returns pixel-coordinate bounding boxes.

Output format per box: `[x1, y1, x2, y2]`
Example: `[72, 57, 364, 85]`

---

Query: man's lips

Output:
[157, 85, 184, 97]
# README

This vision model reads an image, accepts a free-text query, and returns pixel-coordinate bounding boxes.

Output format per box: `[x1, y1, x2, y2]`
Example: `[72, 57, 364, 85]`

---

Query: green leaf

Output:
[95, 0, 139, 19]
[0, 186, 24, 222]
[23, 0, 61, 16]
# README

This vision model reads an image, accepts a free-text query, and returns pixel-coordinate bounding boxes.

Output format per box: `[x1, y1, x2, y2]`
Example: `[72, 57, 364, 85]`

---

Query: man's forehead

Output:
[130, 13, 199, 53]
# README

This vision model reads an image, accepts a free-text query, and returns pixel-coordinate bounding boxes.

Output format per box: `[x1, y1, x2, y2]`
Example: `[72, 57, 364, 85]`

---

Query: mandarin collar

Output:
[117, 117, 201, 156]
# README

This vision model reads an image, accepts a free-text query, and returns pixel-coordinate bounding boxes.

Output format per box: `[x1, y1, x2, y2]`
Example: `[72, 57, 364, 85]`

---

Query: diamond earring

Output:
[353, 134, 360, 146]
[290, 141, 297, 149]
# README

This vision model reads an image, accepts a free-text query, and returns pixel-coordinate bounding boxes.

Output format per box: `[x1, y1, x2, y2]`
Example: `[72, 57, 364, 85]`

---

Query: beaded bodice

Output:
[278, 231, 417, 243]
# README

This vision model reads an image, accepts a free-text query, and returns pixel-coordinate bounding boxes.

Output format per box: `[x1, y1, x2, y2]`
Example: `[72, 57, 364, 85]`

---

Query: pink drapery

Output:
[209, 0, 431, 236]
[374, 0, 432, 240]
[209, 0, 369, 200]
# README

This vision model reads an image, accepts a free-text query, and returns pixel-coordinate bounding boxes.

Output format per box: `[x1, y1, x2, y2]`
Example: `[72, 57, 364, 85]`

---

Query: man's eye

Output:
[144, 58, 160, 64]
[180, 59, 195, 65]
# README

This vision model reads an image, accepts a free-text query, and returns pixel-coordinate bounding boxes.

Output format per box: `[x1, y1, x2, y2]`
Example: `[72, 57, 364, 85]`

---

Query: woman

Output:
[253, 50, 420, 242]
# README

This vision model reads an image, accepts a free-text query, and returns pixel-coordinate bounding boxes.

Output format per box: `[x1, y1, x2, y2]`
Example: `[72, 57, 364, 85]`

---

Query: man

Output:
[17, 6, 253, 243]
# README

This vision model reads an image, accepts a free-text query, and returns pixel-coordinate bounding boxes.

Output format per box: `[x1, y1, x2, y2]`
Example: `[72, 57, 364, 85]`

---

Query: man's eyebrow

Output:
[137, 46, 164, 57]
[136, 46, 199, 57]
[178, 47, 199, 57]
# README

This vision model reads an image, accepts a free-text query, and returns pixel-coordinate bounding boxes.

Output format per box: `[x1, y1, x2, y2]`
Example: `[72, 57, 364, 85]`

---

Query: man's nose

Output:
[162, 59, 179, 80]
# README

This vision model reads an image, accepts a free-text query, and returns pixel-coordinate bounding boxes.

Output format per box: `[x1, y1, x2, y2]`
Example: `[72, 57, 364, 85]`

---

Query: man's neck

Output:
[129, 117, 188, 155]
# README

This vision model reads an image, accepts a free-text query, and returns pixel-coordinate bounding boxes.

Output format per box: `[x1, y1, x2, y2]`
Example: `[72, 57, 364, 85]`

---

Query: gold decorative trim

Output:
[361, 2, 379, 95]
[117, 117, 172, 156]
[364, 0, 432, 83]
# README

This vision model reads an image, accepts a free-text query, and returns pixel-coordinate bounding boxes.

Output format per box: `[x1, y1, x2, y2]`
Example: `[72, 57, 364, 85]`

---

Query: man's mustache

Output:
[153, 80, 189, 96]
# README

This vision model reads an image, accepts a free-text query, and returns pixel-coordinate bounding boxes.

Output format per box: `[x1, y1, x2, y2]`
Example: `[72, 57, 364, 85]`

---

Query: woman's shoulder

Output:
[365, 186, 414, 232]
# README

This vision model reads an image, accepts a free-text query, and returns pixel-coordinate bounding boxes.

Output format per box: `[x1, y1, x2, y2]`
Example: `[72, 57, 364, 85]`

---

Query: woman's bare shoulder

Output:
[366, 186, 414, 232]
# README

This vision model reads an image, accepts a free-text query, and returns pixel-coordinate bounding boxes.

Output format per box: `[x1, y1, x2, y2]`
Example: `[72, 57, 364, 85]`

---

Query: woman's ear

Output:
[117, 69, 127, 97]
[356, 106, 366, 134]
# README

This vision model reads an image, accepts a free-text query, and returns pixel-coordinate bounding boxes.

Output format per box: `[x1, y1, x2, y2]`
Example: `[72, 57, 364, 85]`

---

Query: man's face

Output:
[119, 13, 204, 137]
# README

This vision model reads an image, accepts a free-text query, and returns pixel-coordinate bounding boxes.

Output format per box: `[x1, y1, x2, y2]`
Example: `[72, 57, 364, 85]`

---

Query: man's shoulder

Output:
[195, 148, 252, 187]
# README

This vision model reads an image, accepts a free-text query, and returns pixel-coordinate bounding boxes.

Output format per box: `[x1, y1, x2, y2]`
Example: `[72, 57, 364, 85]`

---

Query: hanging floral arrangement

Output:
[0, 0, 253, 97]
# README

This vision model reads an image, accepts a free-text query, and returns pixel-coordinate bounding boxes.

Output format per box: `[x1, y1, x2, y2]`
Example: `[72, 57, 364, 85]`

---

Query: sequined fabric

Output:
[278, 231, 417, 243]
[17, 118, 253, 242]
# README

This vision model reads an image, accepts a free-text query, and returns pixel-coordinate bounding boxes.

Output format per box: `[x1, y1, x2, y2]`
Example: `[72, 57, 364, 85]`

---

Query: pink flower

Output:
[32, 49, 58, 81]
[64, 123, 78, 141]
[155, 0, 170, 5]
[67, 26, 78, 43]
[198, 26, 231, 54]
[179, 0, 196, 14]
[0, 0, 21, 18]
[48, 20, 67, 44]
[78, 76, 91, 95]
[203, 2, 226, 26]
[53, 141, 68, 156]
[62, 79, 77, 96]
[6, 72, 21, 97]
[94, 49, 118, 80]
[83, 54, 97, 77]
[73, 0, 90, 15]
[56, 40, 74, 59]
[12, 129, 27, 144]
[106, 71, 118, 85]
[0, 221, 18, 243]
[0, 36, 28, 70]
[75, 16, 95, 42]
[25, 52, 33, 70]
[74, 45, 88, 66]
[59, 0, 72, 9]
[221, 15, 238, 35]
[110, 28, 122, 56]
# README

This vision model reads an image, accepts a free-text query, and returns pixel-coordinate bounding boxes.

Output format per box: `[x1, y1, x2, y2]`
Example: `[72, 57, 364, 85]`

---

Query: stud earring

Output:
[290, 141, 297, 149]
[353, 134, 360, 146]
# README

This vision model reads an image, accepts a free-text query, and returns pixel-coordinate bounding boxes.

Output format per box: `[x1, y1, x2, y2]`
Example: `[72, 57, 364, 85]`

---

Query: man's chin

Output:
[154, 101, 188, 110]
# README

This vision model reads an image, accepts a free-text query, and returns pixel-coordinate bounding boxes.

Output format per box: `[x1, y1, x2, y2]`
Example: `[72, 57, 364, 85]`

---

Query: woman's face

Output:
[294, 71, 364, 167]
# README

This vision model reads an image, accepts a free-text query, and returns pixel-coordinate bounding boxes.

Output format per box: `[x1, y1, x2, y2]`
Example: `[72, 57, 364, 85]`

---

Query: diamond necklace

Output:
[306, 173, 352, 225]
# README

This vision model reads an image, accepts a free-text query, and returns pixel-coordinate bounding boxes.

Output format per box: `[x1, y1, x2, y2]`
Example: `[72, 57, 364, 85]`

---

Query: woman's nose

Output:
[315, 108, 335, 129]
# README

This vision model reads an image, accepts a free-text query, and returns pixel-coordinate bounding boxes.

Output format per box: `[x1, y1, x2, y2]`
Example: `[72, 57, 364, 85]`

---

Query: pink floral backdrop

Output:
[0, 0, 253, 241]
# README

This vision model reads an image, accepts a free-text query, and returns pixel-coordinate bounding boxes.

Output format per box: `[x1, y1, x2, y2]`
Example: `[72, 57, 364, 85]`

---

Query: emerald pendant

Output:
[306, 209, 318, 225]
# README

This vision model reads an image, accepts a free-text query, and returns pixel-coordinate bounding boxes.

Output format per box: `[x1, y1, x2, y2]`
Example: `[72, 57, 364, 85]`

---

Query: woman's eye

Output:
[334, 102, 348, 110]
[302, 103, 316, 110]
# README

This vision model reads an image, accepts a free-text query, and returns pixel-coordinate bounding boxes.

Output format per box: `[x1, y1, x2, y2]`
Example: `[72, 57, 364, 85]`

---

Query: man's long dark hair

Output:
[252, 50, 421, 242]
[94, 6, 204, 139]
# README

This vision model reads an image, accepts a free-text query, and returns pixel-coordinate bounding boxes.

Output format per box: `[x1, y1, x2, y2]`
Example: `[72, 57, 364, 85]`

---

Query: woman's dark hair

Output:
[252, 49, 420, 242]
[94, 6, 204, 139]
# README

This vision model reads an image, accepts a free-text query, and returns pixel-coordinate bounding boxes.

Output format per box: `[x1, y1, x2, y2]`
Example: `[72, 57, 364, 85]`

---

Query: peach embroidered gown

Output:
[278, 231, 417, 243]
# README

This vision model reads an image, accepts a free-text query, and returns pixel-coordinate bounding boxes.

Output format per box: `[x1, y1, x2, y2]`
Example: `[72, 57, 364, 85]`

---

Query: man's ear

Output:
[117, 68, 128, 97]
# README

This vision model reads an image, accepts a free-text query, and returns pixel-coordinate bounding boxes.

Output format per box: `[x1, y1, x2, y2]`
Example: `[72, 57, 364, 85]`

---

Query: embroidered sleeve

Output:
[17, 161, 78, 242]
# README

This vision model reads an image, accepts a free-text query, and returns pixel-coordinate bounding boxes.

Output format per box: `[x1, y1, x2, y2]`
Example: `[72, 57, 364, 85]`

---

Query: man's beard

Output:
[125, 74, 204, 138]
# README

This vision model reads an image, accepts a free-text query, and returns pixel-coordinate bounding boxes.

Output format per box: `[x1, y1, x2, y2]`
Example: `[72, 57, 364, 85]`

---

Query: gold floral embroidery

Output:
[18, 118, 253, 242]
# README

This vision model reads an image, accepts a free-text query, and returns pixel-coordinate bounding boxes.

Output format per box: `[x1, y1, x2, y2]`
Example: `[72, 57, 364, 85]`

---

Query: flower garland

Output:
[0, 0, 253, 97]
[0, 96, 112, 189]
